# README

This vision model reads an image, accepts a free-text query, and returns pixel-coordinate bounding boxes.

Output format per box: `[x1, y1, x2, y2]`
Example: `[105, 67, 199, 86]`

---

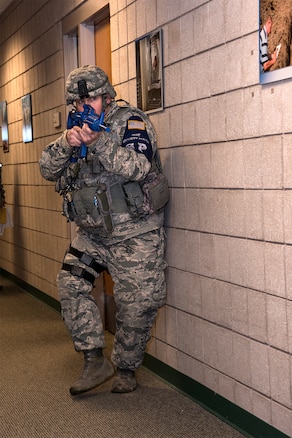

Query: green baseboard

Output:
[1, 268, 289, 438]
[143, 353, 289, 438]
[0, 268, 60, 313]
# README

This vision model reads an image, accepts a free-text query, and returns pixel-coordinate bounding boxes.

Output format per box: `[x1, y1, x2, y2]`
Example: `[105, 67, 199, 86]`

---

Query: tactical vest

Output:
[59, 102, 169, 232]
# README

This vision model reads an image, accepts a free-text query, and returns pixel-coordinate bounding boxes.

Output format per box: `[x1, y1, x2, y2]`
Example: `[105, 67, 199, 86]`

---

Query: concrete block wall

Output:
[0, 0, 291, 436]
[110, 1, 290, 436]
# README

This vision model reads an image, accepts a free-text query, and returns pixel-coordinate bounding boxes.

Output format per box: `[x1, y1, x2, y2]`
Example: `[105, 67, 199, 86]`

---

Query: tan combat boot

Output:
[70, 349, 114, 395]
[111, 368, 137, 393]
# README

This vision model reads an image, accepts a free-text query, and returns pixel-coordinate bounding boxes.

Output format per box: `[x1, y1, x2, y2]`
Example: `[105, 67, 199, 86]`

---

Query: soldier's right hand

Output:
[66, 126, 83, 147]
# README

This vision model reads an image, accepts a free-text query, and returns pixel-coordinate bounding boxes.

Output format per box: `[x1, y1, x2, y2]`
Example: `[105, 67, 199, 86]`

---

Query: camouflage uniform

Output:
[39, 69, 167, 372]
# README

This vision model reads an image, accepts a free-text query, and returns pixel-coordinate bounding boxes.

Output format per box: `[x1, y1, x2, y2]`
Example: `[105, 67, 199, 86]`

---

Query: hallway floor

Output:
[0, 275, 247, 438]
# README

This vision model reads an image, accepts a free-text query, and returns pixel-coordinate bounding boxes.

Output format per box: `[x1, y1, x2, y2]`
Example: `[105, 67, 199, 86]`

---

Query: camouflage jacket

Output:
[39, 100, 165, 242]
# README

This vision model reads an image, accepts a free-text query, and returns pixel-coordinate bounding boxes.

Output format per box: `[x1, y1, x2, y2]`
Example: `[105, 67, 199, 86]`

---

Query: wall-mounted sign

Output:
[0, 101, 9, 152]
[259, 1, 292, 84]
[22, 94, 33, 143]
[136, 29, 164, 113]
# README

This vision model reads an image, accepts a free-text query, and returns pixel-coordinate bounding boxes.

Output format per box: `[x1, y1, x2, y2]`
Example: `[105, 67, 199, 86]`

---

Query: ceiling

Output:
[0, 0, 13, 15]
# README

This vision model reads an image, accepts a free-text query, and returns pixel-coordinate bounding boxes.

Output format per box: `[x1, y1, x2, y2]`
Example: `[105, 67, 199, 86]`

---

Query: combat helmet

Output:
[65, 65, 116, 105]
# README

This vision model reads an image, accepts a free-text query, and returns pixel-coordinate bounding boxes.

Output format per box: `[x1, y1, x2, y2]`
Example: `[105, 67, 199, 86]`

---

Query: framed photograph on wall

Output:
[136, 29, 163, 113]
[259, 1, 292, 84]
[22, 94, 33, 143]
[0, 101, 9, 153]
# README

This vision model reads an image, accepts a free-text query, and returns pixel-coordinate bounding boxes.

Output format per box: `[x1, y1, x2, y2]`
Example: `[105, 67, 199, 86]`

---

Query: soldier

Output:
[39, 65, 169, 395]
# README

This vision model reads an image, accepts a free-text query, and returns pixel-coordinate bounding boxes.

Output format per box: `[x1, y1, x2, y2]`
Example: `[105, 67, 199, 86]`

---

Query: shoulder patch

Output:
[122, 116, 153, 162]
[127, 119, 146, 131]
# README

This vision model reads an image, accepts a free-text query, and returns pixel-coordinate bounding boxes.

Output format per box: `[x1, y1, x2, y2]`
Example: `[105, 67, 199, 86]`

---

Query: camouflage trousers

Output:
[57, 227, 167, 370]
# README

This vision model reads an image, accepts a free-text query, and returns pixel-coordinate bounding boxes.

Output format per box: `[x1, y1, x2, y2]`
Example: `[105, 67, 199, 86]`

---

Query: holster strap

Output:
[68, 246, 106, 274]
[62, 263, 95, 285]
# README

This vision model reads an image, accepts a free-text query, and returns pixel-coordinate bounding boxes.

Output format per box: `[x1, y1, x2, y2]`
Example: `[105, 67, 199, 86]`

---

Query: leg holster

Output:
[62, 246, 107, 285]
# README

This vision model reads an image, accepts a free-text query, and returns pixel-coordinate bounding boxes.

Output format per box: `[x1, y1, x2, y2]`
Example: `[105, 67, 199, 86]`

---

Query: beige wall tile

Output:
[193, 3, 209, 54]
[287, 301, 292, 354]
[231, 285, 248, 335]
[202, 321, 218, 369]
[203, 366, 219, 394]
[126, 3, 136, 43]
[215, 281, 233, 328]
[145, 0, 157, 33]
[164, 63, 182, 107]
[232, 334, 250, 386]
[198, 189, 214, 233]
[261, 136, 283, 188]
[271, 402, 292, 438]
[213, 235, 230, 280]
[118, 8, 127, 46]
[283, 134, 292, 188]
[226, 39, 243, 91]
[177, 312, 204, 361]
[261, 86, 284, 136]
[201, 277, 216, 322]
[229, 237, 247, 286]
[218, 373, 235, 404]
[245, 240, 265, 291]
[242, 87, 262, 138]
[263, 191, 284, 242]
[252, 392, 272, 426]
[244, 190, 264, 240]
[210, 95, 226, 142]
[217, 327, 233, 375]
[226, 90, 244, 140]
[169, 106, 183, 146]
[178, 353, 205, 385]
[196, 98, 210, 144]
[210, 47, 227, 96]
[283, 190, 292, 244]
[250, 341, 270, 395]
[136, 0, 147, 37]
[264, 243, 286, 297]
[247, 289, 267, 343]
[210, 143, 228, 187]
[228, 190, 245, 236]
[185, 145, 211, 188]
[267, 295, 289, 351]
[269, 349, 291, 407]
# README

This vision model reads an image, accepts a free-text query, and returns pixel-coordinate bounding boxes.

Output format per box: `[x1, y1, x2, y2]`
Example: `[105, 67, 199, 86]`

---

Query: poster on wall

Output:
[0, 101, 9, 153]
[22, 94, 33, 143]
[136, 29, 163, 113]
[259, 0, 292, 84]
